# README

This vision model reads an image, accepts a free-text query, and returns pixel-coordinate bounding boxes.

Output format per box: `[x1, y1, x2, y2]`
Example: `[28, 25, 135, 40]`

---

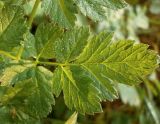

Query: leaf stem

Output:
[37, 61, 81, 66]
[0, 51, 17, 60]
[16, 45, 24, 60]
[28, 0, 41, 28]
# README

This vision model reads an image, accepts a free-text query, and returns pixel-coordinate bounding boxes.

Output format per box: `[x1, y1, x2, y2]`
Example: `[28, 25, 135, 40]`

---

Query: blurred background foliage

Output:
[23, 0, 160, 123]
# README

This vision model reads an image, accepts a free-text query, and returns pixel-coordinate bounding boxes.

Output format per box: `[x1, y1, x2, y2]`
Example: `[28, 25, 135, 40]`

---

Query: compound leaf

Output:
[53, 28, 158, 114]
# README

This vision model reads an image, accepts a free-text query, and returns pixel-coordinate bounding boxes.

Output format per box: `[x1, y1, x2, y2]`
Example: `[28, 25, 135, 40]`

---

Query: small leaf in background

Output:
[131, 6, 149, 29]
[0, 1, 4, 9]
[74, 0, 127, 21]
[145, 98, 160, 124]
[65, 112, 78, 124]
[150, 0, 160, 14]
[118, 84, 141, 106]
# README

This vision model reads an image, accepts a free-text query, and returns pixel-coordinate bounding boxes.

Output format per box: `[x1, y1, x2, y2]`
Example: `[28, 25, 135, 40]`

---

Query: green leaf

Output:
[53, 65, 103, 114]
[35, 23, 63, 59]
[0, 79, 38, 122]
[53, 28, 158, 114]
[0, 79, 36, 105]
[11, 66, 54, 118]
[22, 32, 37, 59]
[0, 65, 27, 86]
[20, 23, 60, 60]
[74, 0, 127, 21]
[0, 107, 14, 123]
[0, 2, 27, 52]
[0, 0, 25, 5]
[42, 0, 77, 28]
[0, 66, 54, 119]
[55, 27, 89, 62]
[52, 67, 63, 97]
[77, 40, 157, 85]
[0, 57, 10, 76]
[42, 0, 127, 27]
[104, 0, 127, 9]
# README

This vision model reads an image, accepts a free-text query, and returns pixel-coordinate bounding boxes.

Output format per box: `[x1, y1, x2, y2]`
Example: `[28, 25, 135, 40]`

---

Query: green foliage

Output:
[0, 2, 27, 52]
[34, 23, 63, 59]
[42, 0, 77, 28]
[42, 0, 127, 28]
[53, 29, 157, 114]
[0, 0, 159, 123]
[0, 66, 54, 121]
[75, 0, 127, 21]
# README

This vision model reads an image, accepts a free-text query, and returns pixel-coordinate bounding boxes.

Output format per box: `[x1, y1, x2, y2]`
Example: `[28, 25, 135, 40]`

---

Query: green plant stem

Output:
[37, 61, 81, 66]
[16, 0, 41, 60]
[0, 51, 17, 60]
[28, 0, 41, 28]
[16, 45, 24, 60]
